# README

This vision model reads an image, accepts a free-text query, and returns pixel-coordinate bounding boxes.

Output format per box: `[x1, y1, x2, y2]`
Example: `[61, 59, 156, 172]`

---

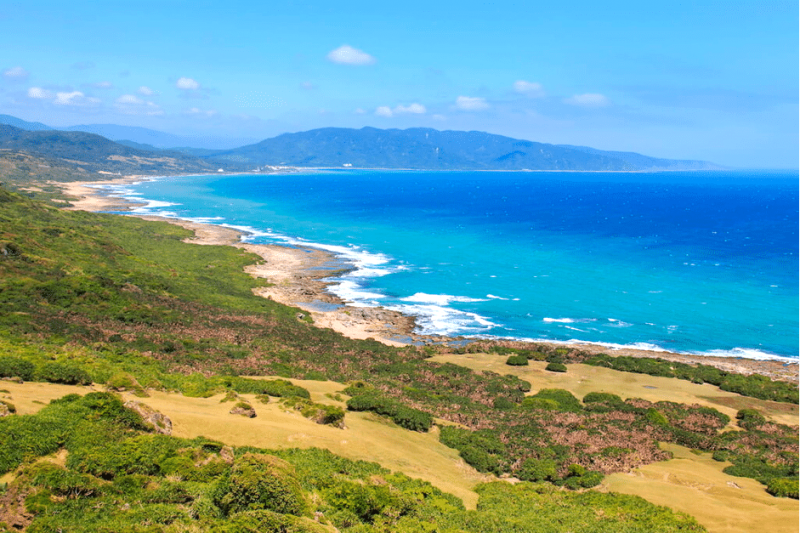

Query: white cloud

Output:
[455, 96, 489, 111]
[92, 81, 113, 89]
[184, 107, 216, 117]
[564, 93, 610, 107]
[327, 45, 376, 66]
[54, 91, 101, 106]
[116, 95, 163, 116]
[513, 80, 544, 97]
[375, 103, 427, 118]
[3, 66, 29, 80]
[176, 77, 200, 90]
[300, 81, 315, 90]
[137, 86, 156, 96]
[27, 86, 51, 99]
[354, 108, 366, 114]
[395, 103, 426, 114]
[116, 94, 143, 105]
[432, 114, 446, 121]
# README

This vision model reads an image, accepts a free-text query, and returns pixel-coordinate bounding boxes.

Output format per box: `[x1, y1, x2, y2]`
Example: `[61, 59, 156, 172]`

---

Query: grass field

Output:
[603, 443, 799, 533]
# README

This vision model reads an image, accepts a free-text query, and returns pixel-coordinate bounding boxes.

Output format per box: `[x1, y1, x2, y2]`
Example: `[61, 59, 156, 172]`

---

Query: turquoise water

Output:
[100, 170, 798, 360]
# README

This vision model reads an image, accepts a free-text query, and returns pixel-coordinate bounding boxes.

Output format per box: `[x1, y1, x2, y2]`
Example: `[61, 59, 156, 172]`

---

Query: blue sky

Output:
[0, 0, 797, 167]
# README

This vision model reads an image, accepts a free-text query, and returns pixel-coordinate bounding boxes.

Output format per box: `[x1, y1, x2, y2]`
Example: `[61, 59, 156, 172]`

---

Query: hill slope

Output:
[0, 124, 231, 177]
[208, 127, 720, 171]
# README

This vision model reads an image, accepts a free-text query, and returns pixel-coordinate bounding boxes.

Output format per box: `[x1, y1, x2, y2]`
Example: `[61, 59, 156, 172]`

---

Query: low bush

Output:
[505, 355, 528, 366]
[545, 362, 567, 373]
[0, 356, 35, 380]
[346, 393, 432, 432]
[527, 389, 582, 412]
[38, 362, 92, 385]
[767, 478, 799, 499]
[213, 453, 308, 516]
[736, 408, 766, 430]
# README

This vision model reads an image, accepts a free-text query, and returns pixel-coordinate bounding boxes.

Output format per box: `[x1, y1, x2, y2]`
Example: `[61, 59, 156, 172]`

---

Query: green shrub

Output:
[283, 397, 345, 426]
[347, 393, 432, 432]
[520, 397, 560, 411]
[527, 389, 582, 412]
[0, 356, 35, 380]
[645, 407, 669, 426]
[231, 378, 310, 399]
[517, 458, 557, 482]
[505, 355, 528, 366]
[561, 470, 603, 489]
[736, 408, 766, 430]
[545, 362, 567, 373]
[767, 477, 799, 499]
[38, 363, 92, 385]
[214, 453, 308, 516]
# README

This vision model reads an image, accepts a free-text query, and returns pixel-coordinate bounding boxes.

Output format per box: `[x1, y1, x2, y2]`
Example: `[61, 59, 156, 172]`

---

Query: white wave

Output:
[607, 318, 633, 327]
[486, 294, 508, 300]
[386, 303, 499, 336]
[703, 347, 792, 361]
[401, 293, 488, 305]
[543, 317, 597, 324]
[325, 280, 384, 307]
[563, 326, 585, 332]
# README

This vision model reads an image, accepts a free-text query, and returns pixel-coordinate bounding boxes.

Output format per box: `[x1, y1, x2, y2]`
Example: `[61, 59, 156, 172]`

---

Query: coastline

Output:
[56, 176, 798, 383]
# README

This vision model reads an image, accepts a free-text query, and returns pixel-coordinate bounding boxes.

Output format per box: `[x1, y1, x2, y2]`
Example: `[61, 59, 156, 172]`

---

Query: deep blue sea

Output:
[99, 170, 799, 360]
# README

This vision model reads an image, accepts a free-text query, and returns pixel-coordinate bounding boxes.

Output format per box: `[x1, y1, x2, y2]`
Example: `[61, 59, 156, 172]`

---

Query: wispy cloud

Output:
[455, 96, 489, 111]
[513, 80, 544, 97]
[91, 81, 113, 89]
[327, 45, 376, 66]
[54, 91, 101, 106]
[3, 66, 29, 80]
[374, 102, 427, 117]
[137, 86, 156, 96]
[115, 94, 163, 115]
[116, 94, 142, 105]
[564, 93, 610, 107]
[27, 87, 51, 99]
[300, 81, 315, 90]
[184, 106, 217, 117]
[176, 77, 200, 90]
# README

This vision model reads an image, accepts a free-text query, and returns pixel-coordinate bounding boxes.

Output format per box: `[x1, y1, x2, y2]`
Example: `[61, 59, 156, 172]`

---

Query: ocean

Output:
[98, 170, 799, 360]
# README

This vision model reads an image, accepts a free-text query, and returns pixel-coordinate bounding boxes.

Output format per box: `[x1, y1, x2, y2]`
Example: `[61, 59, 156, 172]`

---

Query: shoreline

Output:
[55, 175, 798, 383]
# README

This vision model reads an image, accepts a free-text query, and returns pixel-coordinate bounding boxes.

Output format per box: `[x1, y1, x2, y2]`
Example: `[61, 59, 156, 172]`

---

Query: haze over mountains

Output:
[0, 114, 721, 173]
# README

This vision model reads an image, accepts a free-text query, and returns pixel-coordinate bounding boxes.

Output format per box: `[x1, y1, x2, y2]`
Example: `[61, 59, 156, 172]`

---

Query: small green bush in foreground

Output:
[505, 355, 529, 366]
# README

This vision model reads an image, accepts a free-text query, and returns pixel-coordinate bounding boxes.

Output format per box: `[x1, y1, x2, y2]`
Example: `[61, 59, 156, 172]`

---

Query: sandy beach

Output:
[55, 177, 799, 383]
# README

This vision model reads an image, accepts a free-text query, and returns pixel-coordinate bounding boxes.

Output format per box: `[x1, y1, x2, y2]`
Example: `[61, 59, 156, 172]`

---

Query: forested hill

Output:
[206, 127, 722, 171]
[0, 124, 226, 179]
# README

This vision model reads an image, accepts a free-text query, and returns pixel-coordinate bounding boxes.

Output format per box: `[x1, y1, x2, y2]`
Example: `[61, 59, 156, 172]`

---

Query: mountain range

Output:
[0, 114, 722, 173]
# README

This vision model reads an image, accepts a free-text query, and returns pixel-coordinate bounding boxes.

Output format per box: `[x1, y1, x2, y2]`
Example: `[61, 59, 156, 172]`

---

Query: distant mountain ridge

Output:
[0, 114, 721, 171]
[207, 127, 722, 171]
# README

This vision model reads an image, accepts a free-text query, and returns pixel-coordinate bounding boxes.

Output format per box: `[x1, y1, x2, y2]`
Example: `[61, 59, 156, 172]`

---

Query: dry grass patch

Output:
[603, 443, 798, 533]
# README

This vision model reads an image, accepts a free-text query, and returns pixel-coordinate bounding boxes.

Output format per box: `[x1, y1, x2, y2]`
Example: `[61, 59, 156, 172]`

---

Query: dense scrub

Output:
[0, 392, 707, 532]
